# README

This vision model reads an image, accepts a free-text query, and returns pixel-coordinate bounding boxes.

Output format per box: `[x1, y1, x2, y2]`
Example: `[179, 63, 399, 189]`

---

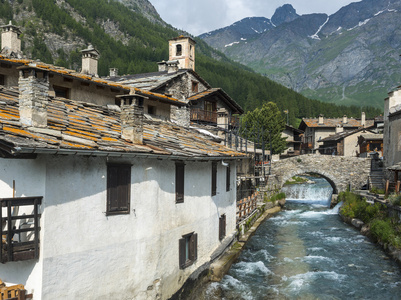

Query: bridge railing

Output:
[236, 192, 259, 224]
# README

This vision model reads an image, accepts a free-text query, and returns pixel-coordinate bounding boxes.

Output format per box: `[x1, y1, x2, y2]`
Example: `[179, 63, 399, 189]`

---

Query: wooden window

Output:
[179, 232, 197, 269]
[191, 81, 198, 93]
[176, 162, 185, 203]
[219, 214, 226, 241]
[211, 162, 217, 196]
[176, 44, 182, 56]
[107, 164, 131, 215]
[226, 164, 230, 192]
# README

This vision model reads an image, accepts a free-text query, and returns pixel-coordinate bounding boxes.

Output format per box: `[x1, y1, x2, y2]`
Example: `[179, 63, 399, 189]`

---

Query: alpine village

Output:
[0, 0, 401, 299]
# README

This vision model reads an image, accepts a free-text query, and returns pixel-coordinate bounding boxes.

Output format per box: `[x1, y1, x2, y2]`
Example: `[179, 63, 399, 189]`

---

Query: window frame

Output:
[226, 164, 230, 192]
[176, 44, 182, 56]
[175, 161, 185, 203]
[211, 161, 217, 196]
[179, 232, 198, 269]
[106, 163, 131, 216]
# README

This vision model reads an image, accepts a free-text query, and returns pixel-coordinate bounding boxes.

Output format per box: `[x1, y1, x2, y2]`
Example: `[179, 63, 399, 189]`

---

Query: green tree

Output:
[241, 102, 287, 155]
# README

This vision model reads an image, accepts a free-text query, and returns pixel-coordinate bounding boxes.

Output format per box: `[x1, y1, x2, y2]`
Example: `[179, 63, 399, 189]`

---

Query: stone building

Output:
[0, 24, 246, 299]
[299, 113, 373, 154]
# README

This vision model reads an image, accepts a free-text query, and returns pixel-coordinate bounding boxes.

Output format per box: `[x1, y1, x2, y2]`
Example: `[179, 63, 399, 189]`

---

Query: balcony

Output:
[1, 197, 42, 263]
[190, 108, 217, 124]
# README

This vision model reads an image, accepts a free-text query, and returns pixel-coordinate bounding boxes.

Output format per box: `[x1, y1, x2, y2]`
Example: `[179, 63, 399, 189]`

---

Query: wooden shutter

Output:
[179, 237, 186, 269]
[190, 233, 198, 261]
[107, 165, 119, 212]
[219, 214, 226, 241]
[176, 162, 185, 203]
[107, 164, 131, 215]
[226, 165, 230, 192]
[211, 162, 217, 196]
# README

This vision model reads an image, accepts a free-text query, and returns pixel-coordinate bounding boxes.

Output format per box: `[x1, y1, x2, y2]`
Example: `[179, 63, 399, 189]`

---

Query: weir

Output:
[281, 176, 333, 206]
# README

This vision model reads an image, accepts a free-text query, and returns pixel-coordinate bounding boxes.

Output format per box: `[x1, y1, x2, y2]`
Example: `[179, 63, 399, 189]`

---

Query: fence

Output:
[236, 192, 259, 223]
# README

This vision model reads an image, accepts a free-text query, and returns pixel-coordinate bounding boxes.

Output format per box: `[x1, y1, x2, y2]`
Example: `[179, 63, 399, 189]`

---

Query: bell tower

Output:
[169, 36, 196, 71]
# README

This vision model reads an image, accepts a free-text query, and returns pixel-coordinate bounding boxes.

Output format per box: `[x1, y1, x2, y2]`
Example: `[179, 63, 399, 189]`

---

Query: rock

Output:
[278, 199, 286, 208]
[351, 218, 364, 229]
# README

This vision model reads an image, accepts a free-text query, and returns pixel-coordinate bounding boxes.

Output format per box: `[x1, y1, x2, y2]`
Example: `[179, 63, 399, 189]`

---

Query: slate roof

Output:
[188, 88, 244, 114]
[0, 56, 186, 106]
[301, 118, 374, 128]
[106, 68, 211, 92]
[0, 88, 244, 159]
[321, 128, 374, 142]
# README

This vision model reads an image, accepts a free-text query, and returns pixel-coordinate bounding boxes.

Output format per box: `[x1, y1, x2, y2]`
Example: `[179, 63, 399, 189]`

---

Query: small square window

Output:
[148, 105, 156, 115]
[191, 81, 198, 93]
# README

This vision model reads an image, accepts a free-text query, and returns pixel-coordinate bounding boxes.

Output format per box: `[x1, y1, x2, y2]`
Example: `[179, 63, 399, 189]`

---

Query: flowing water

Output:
[199, 176, 401, 300]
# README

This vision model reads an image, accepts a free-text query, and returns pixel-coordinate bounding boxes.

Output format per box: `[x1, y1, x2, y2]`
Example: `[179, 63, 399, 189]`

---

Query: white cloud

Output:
[149, 0, 361, 35]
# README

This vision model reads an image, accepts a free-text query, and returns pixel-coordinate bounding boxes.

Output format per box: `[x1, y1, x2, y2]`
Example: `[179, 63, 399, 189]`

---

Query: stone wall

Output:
[267, 154, 371, 193]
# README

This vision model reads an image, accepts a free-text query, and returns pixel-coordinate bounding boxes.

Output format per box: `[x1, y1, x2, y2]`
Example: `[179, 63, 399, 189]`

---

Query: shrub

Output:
[388, 194, 401, 206]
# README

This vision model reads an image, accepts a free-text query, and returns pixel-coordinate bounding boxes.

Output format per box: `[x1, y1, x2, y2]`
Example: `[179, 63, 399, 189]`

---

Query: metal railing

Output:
[1, 196, 42, 263]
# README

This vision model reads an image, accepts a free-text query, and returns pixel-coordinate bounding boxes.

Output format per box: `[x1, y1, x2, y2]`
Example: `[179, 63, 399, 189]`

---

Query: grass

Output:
[284, 176, 308, 185]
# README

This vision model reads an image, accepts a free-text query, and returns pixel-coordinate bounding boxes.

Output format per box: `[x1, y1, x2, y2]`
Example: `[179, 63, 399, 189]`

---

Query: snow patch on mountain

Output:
[309, 17, 330, 40]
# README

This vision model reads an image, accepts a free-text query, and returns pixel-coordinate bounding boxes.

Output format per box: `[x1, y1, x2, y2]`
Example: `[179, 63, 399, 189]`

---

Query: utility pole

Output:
[269, 130, 272, 175]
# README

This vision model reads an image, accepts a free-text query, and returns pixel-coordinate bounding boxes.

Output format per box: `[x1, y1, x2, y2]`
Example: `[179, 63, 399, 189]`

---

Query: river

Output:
[199, 176, 401, 299]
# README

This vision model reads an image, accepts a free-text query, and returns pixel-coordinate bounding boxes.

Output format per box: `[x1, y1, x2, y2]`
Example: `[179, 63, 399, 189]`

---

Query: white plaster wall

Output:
[0, 157, 46, 298]
[36, 155, 236, 300]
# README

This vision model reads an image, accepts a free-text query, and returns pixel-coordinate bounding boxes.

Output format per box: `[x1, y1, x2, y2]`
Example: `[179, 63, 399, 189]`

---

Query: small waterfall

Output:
[282, 176, 333, 206]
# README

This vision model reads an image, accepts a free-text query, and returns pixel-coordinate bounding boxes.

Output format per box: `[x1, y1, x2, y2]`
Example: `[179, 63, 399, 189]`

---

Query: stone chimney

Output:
[81, 44, 100, 76]
[169, 36, 196, 71]
[1, 21, 22, 54]
[157, 61, 167, 72]
[318, 114, 324, 125]
[119, 94, 145, 144]
[361, 111, 366, 127]
[335, 124, 344, 134]
[167, 60, 179, 73]
[109, 68, 118, 77]
[342, 115, 348, 124]
[18, 66, 49, 128]
[217, 108, 228, 130]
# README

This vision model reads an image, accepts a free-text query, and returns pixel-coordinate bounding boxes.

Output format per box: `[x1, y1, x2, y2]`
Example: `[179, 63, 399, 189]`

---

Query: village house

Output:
[299, 113, 374, 154]
[280, 124, 303, 158]
[0, 24, 246, 299]
[383, 85, 401, 188]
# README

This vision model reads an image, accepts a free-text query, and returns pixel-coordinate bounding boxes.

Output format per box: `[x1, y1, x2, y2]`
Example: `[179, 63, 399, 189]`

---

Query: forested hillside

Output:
[0, 0, 381, 125]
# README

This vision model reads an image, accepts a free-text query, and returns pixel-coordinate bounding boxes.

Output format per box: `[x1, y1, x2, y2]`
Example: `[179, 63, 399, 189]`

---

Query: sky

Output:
[149, 0, 361, 36]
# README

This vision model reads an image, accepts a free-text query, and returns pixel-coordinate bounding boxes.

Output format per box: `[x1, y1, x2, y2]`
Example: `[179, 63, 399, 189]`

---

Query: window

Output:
[219, 214, 226, 241]
[179, 232, 197, 269]
[107, 164, 131, 215]
[147, 105, 156, 115]
[175, 161, 185, 203]
[53, 85, 70, 99]
[211, 162, 217, 196]
[176, 44, 182, 56]
[226, 164, 230, 192]
[0, 74, 5, 85]
[191, 81, 198, 93]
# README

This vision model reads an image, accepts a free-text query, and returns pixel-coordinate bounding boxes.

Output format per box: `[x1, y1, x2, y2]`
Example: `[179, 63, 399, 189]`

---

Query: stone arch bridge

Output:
[267, 154, 371, 194]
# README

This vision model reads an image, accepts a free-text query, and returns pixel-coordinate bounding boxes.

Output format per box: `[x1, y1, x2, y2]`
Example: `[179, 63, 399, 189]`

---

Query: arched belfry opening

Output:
[176, 44, 182, 56]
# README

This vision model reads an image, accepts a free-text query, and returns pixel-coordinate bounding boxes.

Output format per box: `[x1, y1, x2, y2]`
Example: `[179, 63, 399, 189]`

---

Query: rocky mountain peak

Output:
[271, 4, 299, 26]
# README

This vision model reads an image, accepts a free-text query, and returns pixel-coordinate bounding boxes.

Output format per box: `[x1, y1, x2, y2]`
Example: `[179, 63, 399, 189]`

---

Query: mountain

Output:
[0, 0, 381, 124]
[199, 0, 401, 109]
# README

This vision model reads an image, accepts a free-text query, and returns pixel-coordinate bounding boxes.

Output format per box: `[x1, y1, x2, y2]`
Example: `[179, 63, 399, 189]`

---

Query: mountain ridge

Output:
[199, 0, 401, 108]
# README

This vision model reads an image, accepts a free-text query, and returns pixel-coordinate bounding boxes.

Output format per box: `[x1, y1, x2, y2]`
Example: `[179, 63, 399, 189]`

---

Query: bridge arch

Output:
[269, 154, 371, 194]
